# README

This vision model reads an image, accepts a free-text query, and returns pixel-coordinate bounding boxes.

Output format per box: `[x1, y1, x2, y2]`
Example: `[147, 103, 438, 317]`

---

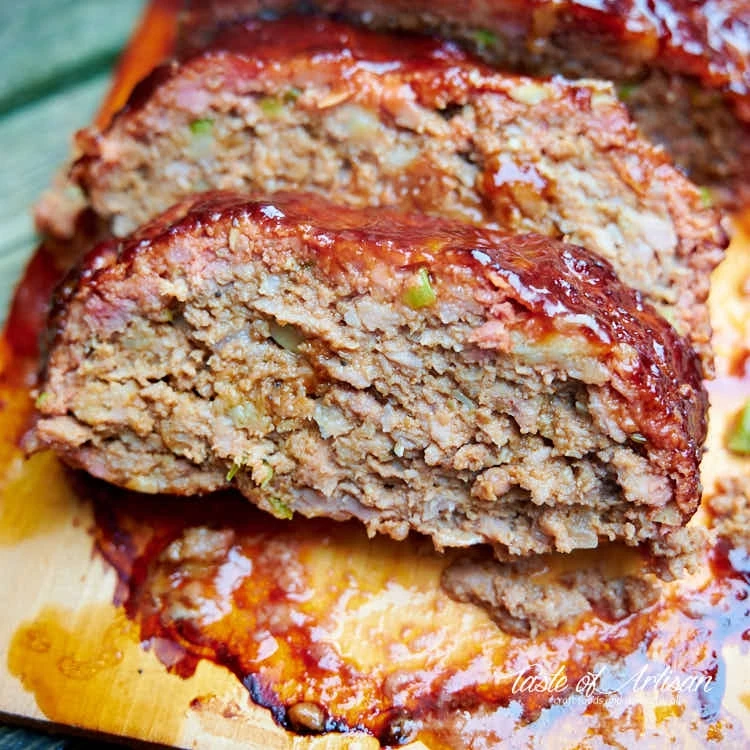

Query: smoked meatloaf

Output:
[180, 0, 750, 205]
[29, 192, 708, 559]
[71, 18, 726, 369]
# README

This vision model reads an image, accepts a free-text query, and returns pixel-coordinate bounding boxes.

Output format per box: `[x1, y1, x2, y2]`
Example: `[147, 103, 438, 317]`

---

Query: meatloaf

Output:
[71, 17, 725, 369]
[179, 1, 750, 205]
[28, 191, 708, 559]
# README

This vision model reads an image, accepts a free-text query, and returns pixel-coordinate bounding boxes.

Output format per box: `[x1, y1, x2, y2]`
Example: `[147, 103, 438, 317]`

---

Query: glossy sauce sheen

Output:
[123, 15, 606, 119]
[82, 480, 748, 747]
[66, 191, 706, 474]
[178, 1, 750, 112]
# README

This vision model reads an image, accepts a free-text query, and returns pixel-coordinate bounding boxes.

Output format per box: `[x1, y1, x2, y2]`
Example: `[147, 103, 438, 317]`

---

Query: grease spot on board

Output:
[7, 603, 238, 745]
[0, 452, 79, 545]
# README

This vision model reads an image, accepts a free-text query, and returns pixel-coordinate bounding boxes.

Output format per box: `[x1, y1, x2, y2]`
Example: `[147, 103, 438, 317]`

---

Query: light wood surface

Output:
[0, 3, 143, 746]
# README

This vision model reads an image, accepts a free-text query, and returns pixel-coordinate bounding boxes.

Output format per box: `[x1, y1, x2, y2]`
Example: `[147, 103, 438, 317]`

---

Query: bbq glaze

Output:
[72, 190, 707, 463]
[178, 3, 750, 114]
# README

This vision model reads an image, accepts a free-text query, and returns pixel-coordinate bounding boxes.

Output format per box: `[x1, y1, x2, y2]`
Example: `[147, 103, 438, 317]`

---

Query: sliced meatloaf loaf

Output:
[180, 1, 750, 206]
[71, 18, 725, 370]
[28, 192, 708, 558]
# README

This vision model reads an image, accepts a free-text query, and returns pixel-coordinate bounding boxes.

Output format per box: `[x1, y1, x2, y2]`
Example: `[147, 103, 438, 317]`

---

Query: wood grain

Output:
[0, 2, 146, 745]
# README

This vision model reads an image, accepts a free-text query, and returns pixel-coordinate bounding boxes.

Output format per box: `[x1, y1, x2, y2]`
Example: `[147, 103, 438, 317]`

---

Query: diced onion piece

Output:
[269, 321, 305, 353]
[471, 28, 497, 47]
[453, 390, 475, 409]
[617, 83, 637, 101]
[508, 82, 549, 105]
[313, 402, 351, 439]
[259, 461, 274, 488]
[35, 391, 51, 409]
[269, 497, 293, 519]
[189, 118, 214, 135]
[283, 87, 302, 103]
[728, 401, 750, 454]
[699, 186, 714, 208]
[229, 402, 270, 432]
[226, 460, 241, 481]
[403, 268, 437, 309]
[259, 97, 284, 117]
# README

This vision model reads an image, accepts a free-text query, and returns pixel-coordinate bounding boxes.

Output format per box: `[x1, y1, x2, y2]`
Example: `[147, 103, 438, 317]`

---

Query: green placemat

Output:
[0, 0, 145, 745]
[0, 725, 122, 749]
[0, 0, 145, 323]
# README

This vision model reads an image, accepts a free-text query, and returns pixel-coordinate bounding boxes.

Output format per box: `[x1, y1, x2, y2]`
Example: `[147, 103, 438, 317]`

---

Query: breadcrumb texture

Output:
[71, 17, 726, 368]
[29, 192, 708, 559]
[178, 2, 750, 204]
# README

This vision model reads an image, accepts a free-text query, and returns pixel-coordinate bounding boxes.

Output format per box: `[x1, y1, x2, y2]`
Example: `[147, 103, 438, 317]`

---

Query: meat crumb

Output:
[441, 556, 660, 637]
[704, 476, 750, 550]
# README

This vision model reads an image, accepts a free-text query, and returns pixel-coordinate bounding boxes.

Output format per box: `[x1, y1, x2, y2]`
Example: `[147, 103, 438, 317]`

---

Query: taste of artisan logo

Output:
[510, 663, 714, 701]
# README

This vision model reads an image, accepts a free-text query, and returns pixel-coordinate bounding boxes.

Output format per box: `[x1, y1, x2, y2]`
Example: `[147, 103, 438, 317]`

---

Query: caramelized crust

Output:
[31, 192, 707, 558]
[181, 0, 750, 109]
[71, 17, 726, 369]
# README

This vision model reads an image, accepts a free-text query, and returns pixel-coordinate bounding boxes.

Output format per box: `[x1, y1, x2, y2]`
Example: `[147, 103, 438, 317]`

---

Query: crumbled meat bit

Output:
[441, 555, 660, 637]
[645, 526, 706, 582]
[704, 476, 750, 550]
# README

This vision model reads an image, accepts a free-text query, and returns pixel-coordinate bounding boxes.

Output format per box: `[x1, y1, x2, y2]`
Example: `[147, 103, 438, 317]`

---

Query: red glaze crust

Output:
[41, 191, 707, 517]
[180, 0, 750, 119]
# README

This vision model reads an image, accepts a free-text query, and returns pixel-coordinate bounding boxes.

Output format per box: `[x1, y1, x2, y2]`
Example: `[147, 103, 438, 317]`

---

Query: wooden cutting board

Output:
[0, 372, 390, 745]
[0, 2, 749, 747]
[0, 446, 376, 749]
[0, 3, 311, 746]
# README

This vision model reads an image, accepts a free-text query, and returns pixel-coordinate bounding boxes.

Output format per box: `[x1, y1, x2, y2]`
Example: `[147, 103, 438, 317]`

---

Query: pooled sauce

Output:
[78, 474, 748, 747]
[0, 452, 79, 545]
[6, 601, 245, 747]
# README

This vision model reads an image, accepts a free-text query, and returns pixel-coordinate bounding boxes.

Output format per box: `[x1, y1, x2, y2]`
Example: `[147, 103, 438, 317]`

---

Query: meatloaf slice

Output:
[71, 17, 726, 370]
[181, 1, 750, 206]
[29, 191, 708, 559]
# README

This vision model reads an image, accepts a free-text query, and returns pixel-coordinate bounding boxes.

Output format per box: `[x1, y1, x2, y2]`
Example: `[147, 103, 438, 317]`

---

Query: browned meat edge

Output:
[29, 191, 708, 559]
[70, 16, 726, 370]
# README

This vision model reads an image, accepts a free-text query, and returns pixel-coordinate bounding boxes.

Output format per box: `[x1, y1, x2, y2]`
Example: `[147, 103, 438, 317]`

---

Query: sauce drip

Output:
[82, 475, 749, 747]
